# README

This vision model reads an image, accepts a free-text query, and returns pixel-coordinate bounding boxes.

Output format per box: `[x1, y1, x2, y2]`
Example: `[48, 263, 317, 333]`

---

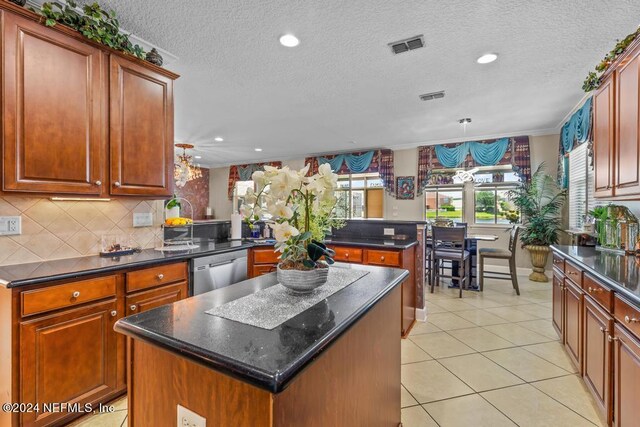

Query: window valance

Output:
[417, 136, 531, 194]
[227, 161, 282, 199]
[304, 149, 395, 195]
[557, 97, 592, 188]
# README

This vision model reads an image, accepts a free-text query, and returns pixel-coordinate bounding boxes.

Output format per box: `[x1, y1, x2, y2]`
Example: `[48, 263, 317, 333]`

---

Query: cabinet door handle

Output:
[114, 181, 121, 187]
[110, 310, 117, 317]
[608, 335, 618, 342]
[624, 315, 639, 324]
[588, 287, 603, 293]
[157, 273, 164, 280]
[72, 291, 80, 298]
[130, 305, 137, 311]
[95, 180, 102, 186]
[599, 326, 608, 333]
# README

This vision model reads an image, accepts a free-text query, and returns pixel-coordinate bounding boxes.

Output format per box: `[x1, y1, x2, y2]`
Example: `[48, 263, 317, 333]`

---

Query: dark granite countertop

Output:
[0, 241, 255, 288]
[114, 264, 407, 393]
[551, 245, 640, 307]
[321, 236, 418, 250]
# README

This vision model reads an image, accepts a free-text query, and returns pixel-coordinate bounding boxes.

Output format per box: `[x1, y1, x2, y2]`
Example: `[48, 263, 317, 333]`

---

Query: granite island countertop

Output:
[114, 264, 408, 392]
[551, 245, 640, 307]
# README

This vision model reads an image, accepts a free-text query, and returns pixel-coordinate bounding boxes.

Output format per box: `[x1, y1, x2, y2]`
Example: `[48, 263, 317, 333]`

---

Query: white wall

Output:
[384, 148, 423, 220]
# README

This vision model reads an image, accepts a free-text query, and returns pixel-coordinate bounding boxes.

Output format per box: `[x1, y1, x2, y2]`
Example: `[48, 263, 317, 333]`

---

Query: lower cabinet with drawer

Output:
[551, 249, 640, 427]
[0, 260, 188, 427]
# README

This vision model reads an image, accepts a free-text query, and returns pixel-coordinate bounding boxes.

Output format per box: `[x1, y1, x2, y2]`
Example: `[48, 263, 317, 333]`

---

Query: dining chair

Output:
[477, 225, 520, 295]
[431, 226, 470, 298]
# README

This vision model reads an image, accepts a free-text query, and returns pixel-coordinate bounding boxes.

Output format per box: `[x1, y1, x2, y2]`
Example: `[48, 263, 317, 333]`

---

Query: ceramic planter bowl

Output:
[277, 264, 329, 294]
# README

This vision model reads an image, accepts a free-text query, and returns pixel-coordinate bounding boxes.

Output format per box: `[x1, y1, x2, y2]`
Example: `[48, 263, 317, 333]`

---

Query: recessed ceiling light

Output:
[194, 155, 202, 159]
[255, 148, 263, 152]
[279, 34, 300, 47]
[477, 53, 498, 64]
[214, 137, 224, 142]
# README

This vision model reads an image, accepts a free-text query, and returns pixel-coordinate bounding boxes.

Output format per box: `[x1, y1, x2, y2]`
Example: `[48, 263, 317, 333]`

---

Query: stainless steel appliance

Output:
[192, 250, 248, 295]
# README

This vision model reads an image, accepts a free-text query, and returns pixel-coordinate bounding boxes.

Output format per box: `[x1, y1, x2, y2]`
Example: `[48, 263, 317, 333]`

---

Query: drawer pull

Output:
[345, 253, 349, 258]
[588, 287, 603, 293]
[624, 315, 639, 324]
[72, 291, 80, 298]
[110, 310, 117, 317]
[157, 273, 164, 280]
[381, 256, 385, 261]
[130, 305, 137, 311]
[599, 326, 608, 333]
[608, 335, 618, 342]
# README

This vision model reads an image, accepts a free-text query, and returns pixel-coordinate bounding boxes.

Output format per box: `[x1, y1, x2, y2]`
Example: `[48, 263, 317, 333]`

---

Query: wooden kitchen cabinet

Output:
[612, 323, 640, 427]
[593, 74, 616, 198]
[0, 3, 178, 198]
[583, 295, 613, 424]
[1, 11, 106, 195]
[20, 300, 119, 427]
[552, 271, 564, 337]
[614, 52, 640, 197]
[109, 55, 175, 197]
[564, 278, 583, 372]
[126, 281, 188, 315]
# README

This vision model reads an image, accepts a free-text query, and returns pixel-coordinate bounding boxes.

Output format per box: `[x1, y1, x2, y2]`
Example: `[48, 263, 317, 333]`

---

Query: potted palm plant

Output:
[240, 164, 344, 294]
[508, 164, 566, 282]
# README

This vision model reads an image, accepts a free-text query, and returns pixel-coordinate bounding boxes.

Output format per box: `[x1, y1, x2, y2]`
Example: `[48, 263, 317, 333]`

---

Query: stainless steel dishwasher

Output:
[192, 250, 248, 295]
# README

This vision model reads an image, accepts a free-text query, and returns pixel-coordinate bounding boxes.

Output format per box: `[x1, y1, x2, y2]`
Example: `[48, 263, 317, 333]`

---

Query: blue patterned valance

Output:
[560, 97, 592, 154]
[433, 138, 510, 168]
[318, 150, 376, 174]
[557, 97, 593, 188]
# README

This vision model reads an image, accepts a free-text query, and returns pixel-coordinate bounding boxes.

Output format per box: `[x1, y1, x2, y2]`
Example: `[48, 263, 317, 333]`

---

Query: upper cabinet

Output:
[0, 4, 179, 198]
[109, 56, 174, 197]
[2, 12, 106, 195]
[594, 40, 640, 199]
[593, 75, 615, 198]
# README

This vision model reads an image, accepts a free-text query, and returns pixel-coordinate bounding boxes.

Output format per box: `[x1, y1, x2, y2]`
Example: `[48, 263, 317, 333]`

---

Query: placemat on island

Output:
[205, 267, 369, 330]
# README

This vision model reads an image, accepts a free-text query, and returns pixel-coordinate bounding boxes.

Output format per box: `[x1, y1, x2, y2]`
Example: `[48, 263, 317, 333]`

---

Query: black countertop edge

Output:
[2, 242, 257, 289]
[324, 238, 419, 250]
[114, 268, 409, 393]
[550, 245, 640, 307]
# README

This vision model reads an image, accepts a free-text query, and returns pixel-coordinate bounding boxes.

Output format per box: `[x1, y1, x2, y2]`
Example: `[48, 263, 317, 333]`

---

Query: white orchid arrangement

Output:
[240, 164, 344, 269]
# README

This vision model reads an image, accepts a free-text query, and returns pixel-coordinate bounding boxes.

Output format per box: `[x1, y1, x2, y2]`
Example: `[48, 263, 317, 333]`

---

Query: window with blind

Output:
[569, 144, 602, 230]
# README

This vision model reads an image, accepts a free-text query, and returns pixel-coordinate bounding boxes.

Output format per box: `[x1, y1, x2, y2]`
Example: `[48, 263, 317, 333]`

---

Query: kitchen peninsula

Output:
[115, 264, 408, 426]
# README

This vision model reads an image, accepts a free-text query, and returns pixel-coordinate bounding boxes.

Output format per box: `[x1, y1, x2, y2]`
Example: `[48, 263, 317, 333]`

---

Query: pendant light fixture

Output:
[174, 143, 202, 188]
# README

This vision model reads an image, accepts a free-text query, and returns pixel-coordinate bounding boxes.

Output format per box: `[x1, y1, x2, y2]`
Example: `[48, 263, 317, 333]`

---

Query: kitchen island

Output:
[115, 264, 408, 427]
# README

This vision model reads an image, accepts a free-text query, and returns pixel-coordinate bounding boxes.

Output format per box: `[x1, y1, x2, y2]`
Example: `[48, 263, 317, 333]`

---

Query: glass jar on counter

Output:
[604, 219, 620, 249]
[625, 222, 639, 253]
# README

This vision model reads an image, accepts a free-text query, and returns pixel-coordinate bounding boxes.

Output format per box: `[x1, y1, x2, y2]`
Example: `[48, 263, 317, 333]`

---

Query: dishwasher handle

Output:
[209, 260, 234, 268]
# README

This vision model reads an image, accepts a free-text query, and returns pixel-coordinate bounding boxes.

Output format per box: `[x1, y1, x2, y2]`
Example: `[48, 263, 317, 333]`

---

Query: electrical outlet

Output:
[133, 212, 153, 227]
[0, 216, 21, 236]
[177, 405, 206, 427]
[383, 228, 395, 236]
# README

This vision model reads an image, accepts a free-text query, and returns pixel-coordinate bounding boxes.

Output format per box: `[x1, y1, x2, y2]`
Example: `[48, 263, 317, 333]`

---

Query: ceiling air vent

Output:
[389, 35, 424, 55]
[419, 91, 445, 101]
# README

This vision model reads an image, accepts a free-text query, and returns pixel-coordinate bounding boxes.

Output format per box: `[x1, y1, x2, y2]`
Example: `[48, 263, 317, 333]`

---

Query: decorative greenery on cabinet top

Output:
[30, 1, 146, 59]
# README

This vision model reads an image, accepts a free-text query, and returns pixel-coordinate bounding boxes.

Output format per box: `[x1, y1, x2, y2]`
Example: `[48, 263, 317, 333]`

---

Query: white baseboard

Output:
[415, 308, 427, 322]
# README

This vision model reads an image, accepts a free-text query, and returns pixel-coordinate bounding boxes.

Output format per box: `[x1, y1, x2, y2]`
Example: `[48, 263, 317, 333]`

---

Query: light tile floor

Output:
[73, 273, 604, 427]
[402, 274, 606, 427]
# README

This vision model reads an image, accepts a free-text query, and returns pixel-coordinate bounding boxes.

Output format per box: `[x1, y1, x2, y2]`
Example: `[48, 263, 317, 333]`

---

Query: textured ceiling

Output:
[83, 0, 640, 167]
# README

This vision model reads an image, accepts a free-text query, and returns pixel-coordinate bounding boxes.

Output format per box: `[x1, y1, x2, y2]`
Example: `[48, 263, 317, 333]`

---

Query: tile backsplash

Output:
[0, 196, 163, 266]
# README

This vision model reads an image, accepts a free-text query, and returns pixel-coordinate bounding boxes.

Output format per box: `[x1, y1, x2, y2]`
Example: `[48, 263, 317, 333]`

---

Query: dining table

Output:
[426, 233, 499, 290]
